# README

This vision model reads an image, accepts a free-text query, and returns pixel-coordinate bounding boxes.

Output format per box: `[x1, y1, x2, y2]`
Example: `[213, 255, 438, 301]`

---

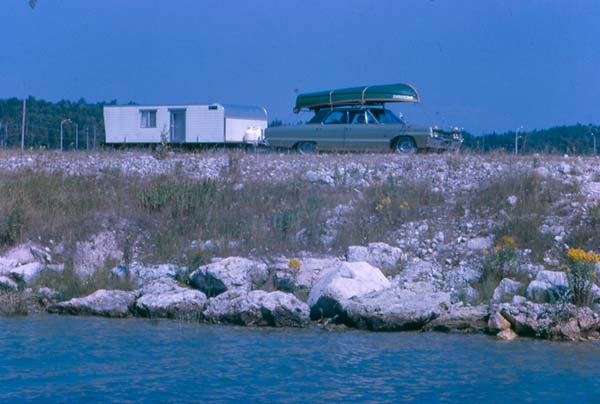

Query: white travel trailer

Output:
[103, 103, 267, 145]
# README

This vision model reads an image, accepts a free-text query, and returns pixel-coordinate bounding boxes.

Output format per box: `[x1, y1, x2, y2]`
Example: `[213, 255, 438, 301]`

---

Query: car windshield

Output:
[370, 108, 404, 124]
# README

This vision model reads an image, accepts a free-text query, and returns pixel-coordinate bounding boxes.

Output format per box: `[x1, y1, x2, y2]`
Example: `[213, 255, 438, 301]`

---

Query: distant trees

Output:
[0, 97, 109, 149]
[462, 124, 599, 155]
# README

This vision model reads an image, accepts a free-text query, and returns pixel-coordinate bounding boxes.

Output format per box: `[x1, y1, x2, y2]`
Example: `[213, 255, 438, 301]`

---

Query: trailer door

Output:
[170, 109, 186, 143]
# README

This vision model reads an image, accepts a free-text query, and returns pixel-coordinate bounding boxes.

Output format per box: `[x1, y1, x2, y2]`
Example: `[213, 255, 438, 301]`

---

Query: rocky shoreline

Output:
[1, 242, 599, 341]
[1, 151, 600, 341]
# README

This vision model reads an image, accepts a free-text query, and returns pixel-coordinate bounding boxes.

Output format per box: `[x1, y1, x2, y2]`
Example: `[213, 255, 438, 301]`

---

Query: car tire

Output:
[392, 137, 416, 154]
[295, 142, 316, 154]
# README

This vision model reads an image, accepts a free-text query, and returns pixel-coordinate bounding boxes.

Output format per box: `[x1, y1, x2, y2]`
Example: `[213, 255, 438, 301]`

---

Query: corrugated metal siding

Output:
[186, 105, 225, 142]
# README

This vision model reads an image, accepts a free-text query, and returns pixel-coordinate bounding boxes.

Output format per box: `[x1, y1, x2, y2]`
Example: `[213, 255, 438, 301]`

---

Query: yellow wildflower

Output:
[288, 258, 301, 271]
[375, 196, 392, 211]
[567, 248, 600, 263]
[501, 236, 517, 249]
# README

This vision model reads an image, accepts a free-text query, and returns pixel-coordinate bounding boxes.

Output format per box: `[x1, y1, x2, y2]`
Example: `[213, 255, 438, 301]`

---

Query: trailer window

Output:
[140, 110, 157, 128]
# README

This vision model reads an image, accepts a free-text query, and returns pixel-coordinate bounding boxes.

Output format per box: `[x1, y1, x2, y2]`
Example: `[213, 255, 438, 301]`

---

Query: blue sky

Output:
[1, 0, 598, 133]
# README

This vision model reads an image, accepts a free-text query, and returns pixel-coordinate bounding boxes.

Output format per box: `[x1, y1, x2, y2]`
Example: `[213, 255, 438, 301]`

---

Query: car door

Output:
[316, 110, 349, 151]
[344, 109, 389, 151]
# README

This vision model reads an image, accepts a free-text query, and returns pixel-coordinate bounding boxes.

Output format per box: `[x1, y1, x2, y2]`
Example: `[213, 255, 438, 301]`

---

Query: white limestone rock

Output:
[308, 261, 390, 319]
[492, 278, 523, 303]
[344, 282, 452, 331]
[50, 289, 135, 317]
[346, 242, 403, 272]
[203, 290, 309, 327]
[189, 257, 268, 297]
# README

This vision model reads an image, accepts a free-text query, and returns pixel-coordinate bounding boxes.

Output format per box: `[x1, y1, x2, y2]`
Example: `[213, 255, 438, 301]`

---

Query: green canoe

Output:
[293, 83, 420, 113]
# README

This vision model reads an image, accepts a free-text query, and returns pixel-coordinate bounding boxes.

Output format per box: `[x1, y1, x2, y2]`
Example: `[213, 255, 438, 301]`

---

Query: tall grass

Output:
[0, 170, 353, 262]
[470, 171, 576, 261]
[334, 177, 445, 247]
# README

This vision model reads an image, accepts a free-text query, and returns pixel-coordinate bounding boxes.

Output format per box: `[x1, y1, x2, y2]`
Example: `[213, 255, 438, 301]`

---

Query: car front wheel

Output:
[295, 142, 316, 154]
[393, 137, 416, 154]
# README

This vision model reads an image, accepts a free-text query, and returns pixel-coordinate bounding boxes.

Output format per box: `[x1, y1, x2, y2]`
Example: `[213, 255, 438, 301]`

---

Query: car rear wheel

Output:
[295, 142, 316, 154]
[393, 137, 416, 154]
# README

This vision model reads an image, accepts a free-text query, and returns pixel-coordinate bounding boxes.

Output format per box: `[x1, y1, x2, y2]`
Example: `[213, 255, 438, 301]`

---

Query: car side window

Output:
[351, 111, 367, 124]
[366, 110, 379, 124]
[323, 111, 346, 124]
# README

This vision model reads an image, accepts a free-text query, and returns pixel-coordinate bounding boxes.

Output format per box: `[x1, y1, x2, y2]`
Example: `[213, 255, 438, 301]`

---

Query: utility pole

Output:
[515, 125, 523, 155]
[21, 99, 26, 150]
[93, 125, 97, 150]
[86, 127, 90, 150]
[75, 123, 79, 150]
[60, 119, 71, 152]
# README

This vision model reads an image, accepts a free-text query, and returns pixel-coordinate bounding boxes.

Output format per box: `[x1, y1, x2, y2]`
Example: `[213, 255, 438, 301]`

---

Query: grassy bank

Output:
[0, 159, 589, 282]
[0, 168, 449, 265]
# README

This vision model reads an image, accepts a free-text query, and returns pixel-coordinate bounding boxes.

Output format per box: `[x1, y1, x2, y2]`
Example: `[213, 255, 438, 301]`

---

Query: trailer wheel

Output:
[392, 137, 416, 154]
[295, 142, 316, 154]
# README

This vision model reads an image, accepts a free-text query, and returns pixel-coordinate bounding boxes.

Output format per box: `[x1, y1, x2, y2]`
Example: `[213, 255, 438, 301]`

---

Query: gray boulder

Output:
[499, 301, 600, 340]
[136, 284, 207, 321]
[394, 258, 441, 284]
[526, 270, 568, 303]
[128, 263, 181, 286]
[492, 278, 523, 303]
[308, 261, 390, 320]
[10, 263, 63, 285]
[344, 282, 452, 331]
[295, 257, 341, 289]
[203, 290, 309, 327]
[50, 289, 135, 317]
[0, 242, 39, 272]
[189, 257, 268, 297]
[424, 304, 488, 333]
[346, 242, 403, 273]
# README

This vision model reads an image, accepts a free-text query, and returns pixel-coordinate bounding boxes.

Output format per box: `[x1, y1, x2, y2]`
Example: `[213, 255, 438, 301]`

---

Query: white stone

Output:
[294, 257, 341, 289]
[492, 278, 523, 303]
[203, 290, 310, 327]
[467, 237, 493, 251]
[128, 263, 180, 286]
[507, 195, 518, 206]
[51, 289, 135, 317]
[136, 287, 207, 320]
[535, 270, 567, 287]
[9, 262, 43, 284]
[346, 242, 403, 272]
[308, 261, 390, 318]
[189, 257, 268, 297]
[344, 282, 452, 331]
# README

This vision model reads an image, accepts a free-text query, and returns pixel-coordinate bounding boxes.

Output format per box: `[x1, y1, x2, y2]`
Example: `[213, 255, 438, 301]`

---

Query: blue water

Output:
[1, 316, 600, 403]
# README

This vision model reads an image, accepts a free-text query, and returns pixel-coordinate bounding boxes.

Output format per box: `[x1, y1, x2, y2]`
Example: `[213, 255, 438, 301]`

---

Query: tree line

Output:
[461, 124, 599, 155]
[0, 97, 114, 150]
[0, 97, 597, 153]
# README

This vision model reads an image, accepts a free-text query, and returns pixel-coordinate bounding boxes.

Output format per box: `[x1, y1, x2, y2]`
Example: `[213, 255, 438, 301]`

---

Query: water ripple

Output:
[1, 316, 600, 403]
